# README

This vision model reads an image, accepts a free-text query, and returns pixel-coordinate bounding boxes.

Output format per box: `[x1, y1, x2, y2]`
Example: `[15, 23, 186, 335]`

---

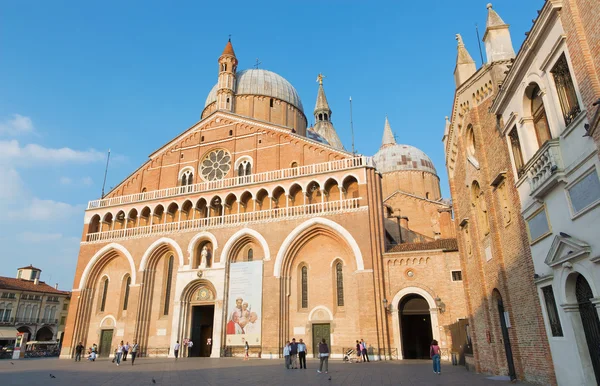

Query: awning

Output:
[0, 326, 17, 339]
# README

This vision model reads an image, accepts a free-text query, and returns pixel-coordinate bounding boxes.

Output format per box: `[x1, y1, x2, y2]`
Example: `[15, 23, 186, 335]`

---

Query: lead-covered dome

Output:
[204, 69, 304, 112]
[374, 144, 437, 175]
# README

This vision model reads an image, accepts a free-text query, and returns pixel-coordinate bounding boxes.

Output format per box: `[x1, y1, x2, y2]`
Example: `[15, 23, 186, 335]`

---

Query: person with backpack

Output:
[317, 338, 329, 374]
[430, 339, 441, 374]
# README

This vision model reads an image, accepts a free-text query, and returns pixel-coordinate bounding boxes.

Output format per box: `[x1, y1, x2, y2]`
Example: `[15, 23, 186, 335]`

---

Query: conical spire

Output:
[486, 3, 507, 28]
[221, 38, 236, 57]
[314, 73, 331, 113]
[381, 116, 396, 148]
[454, 34, 477, 87]
[482, 3, 515, 63]
[312, 74, 343, 150]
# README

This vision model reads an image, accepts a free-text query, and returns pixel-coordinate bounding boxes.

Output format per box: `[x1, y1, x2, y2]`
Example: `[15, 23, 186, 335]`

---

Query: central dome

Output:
[374, 144, 437, 175]
[204, 69, 304, 112]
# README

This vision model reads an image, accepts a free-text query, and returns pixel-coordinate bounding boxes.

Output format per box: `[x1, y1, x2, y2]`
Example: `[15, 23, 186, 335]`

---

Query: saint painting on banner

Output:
[226, 261, 262, 346]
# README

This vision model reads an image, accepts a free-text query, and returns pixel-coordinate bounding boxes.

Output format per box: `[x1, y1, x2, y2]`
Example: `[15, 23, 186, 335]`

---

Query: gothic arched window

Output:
[181, 170, 193, 186]
[248, 248, 253, 262]
[123, 275, 131, 311]
[336, 262, 344, 307]
[163, 255, 174, 316]
[301, 266, 308, 309]
[100, 277, 109, 312]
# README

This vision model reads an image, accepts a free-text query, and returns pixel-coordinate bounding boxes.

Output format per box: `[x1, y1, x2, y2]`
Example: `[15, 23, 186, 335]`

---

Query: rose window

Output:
[200, 149, 231, 181]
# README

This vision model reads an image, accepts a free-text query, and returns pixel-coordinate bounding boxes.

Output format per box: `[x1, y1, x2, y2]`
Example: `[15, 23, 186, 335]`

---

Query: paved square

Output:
[1, 357, 529, 386]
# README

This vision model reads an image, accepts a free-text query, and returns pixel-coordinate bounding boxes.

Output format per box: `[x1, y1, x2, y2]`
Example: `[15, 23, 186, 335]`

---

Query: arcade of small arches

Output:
[17, 325, 56, 341]
[87, 176, 359, 235]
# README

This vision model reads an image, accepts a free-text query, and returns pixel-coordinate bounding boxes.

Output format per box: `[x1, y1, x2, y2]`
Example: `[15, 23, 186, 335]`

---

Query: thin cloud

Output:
[18, 232, 64, 243]
[82, 176, 93, 186]
[0, 114, 34, 135]
[0, 140, 106, 165]
[10, 198, 84, 221]
[60, 176, 72, 185]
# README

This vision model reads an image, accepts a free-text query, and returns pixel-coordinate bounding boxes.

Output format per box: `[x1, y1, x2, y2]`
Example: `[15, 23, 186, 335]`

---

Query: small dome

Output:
[374, 144, 437, 175]
[204, 69, 304, 112]
[306, 128, 330, 145]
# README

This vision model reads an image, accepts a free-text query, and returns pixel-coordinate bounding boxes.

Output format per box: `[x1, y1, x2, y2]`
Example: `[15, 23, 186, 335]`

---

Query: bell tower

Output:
[217, 38, 238, 112]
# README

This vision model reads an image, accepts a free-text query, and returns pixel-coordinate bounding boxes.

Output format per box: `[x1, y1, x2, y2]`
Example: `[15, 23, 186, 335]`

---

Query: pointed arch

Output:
[77, 243, 136, 290]
[217, 228, 270, 268]
[139, 237, 184, 271]
[187, 232, 219, 266]
[274, 217, 364, 278]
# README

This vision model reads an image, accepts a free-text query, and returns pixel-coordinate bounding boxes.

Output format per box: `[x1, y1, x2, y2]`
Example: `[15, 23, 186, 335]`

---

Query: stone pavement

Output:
[1, 357, 529, 386]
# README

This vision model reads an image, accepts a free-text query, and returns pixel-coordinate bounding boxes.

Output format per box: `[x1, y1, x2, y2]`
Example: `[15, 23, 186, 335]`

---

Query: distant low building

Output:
[0, 265, 71, 348]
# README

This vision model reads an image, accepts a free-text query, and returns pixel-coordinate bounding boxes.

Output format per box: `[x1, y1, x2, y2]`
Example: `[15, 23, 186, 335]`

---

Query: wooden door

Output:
[312, 323, 330, 357]
[99, 329, 113, 357]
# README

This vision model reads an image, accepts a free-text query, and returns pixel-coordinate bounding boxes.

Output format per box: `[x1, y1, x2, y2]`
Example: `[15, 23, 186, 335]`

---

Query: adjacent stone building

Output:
[489, 1, 600, 384]
[61, 40, 467, 363]
[443, 4, 556, 385]
[0, 265, 71, 348]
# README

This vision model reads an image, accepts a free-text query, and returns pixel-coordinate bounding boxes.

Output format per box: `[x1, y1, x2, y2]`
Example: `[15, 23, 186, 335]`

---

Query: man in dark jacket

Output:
[75, 342, 84, 362]
[289, 338, 298, 369]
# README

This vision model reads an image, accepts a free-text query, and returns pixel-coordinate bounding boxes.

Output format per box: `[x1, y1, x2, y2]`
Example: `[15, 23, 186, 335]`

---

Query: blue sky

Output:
[0, 0, 542, 289]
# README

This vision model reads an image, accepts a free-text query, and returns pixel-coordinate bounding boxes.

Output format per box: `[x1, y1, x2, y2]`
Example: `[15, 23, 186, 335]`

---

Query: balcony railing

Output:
[40, 318, 58, 325]
[87, 156, 373, 210]
[85, 197, 363, 244]
[527, 139, 564, 198]
[15, 317, 39, 324]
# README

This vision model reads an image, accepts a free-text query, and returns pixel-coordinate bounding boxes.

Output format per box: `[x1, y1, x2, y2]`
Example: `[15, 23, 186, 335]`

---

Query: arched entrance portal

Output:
[399, 294, 432, 359]
[179, 280, 216, 358]
[576, 275, 600, 383]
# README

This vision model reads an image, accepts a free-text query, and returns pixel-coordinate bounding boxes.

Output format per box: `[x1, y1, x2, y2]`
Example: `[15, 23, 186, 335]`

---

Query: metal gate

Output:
[576, 275, 600, 384]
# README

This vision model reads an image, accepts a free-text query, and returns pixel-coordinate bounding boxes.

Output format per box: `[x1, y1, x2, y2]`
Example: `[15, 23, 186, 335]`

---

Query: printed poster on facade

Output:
[226, 261, 262, 346]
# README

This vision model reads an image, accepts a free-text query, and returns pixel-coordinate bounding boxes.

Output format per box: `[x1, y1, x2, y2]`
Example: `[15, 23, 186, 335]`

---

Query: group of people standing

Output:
[283, 338, 308, 369]
[282, 338, 330, 374]
[173, 339, 194, 359]
[354, 339, 370, 363]
[73, 340, 139, 365]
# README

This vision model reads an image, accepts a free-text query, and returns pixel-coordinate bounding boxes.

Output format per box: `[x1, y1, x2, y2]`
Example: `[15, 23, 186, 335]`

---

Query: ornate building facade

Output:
[444, 4, 556, 385]
[61, 40, 467, 362]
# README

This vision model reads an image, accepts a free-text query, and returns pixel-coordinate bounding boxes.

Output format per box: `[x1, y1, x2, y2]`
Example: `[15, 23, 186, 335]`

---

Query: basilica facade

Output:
[61, 40, 466, 361]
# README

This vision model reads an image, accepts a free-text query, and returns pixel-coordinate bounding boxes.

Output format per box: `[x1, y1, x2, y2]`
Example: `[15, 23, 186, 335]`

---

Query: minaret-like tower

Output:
[381, 115, 396, 148]
[454, 34, 477, 88]
[216, 38, 238, 112]
[482, 3, 515, 63]
[313, 74, 344, 150]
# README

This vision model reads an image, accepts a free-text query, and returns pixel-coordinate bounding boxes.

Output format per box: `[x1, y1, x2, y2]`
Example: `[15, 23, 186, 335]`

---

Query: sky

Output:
[0, 0, 543, 289]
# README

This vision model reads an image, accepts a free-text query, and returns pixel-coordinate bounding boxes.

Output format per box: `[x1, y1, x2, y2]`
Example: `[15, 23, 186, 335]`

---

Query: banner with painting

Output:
[225, 261, 262, 346]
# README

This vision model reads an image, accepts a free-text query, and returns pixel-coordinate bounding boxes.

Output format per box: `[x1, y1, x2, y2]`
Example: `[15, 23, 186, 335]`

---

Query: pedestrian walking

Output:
[283, 341, 291, 369]
[244, 341, 250, 361]
[187, 339, 194, 357]
[289, 338, 298, 369]
[115, 341, 124, 366]
[174, 341, 180, 359]
[355, 340, 362, 363]
[298, 338, 307, 369]
[75, 342, 84, 362]
[317, 338, 329, 374]
[122, 342, 130, 361]
[130, 340, 139, 366]
[360, 339, 370, 362]
[430, 339, 441, 374]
